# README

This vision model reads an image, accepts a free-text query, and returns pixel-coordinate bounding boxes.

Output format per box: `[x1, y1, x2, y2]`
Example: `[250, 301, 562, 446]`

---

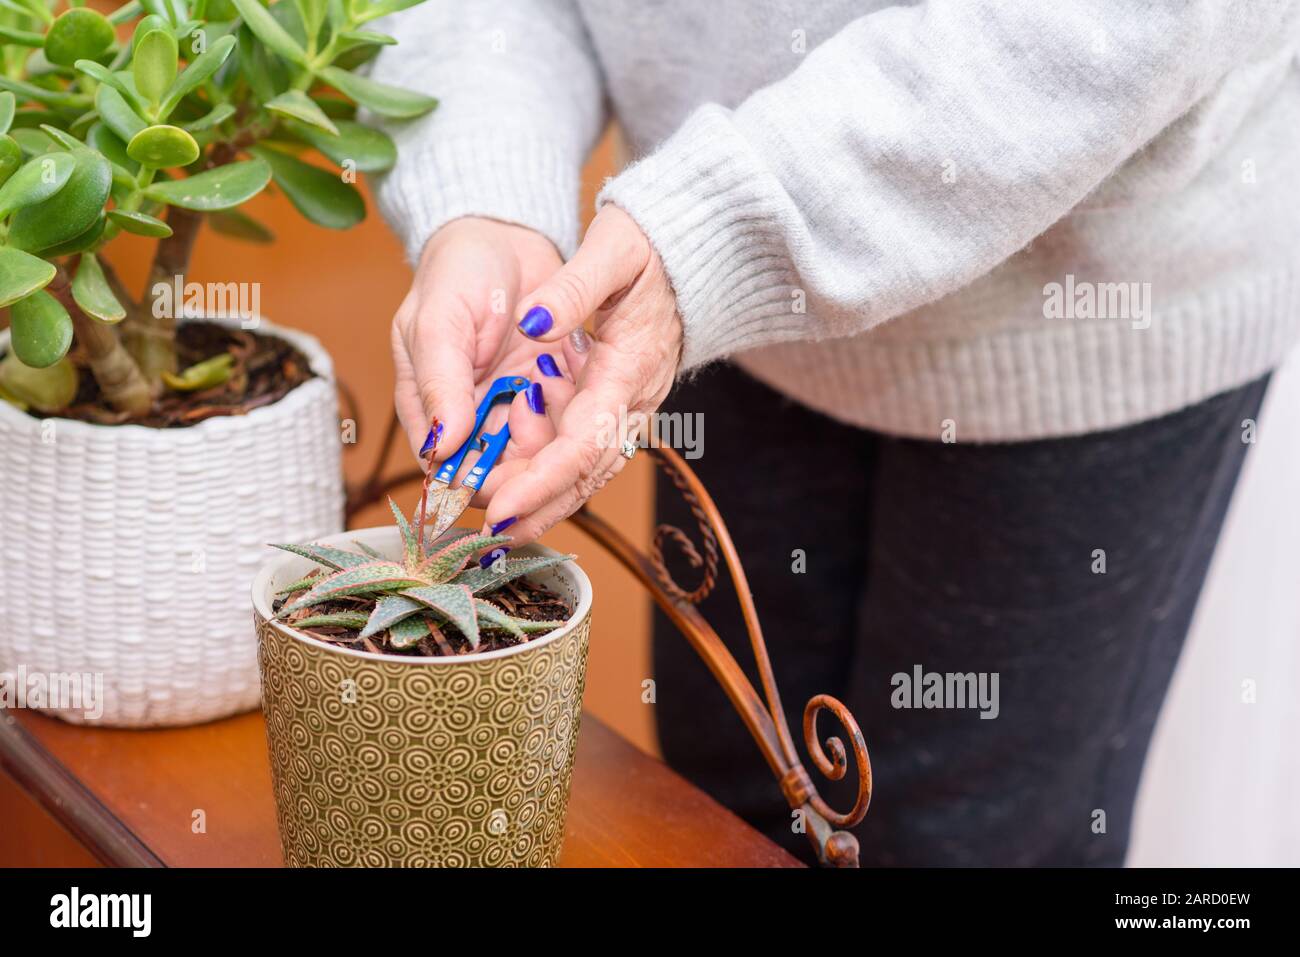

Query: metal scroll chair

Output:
[343, 397, 871, 867]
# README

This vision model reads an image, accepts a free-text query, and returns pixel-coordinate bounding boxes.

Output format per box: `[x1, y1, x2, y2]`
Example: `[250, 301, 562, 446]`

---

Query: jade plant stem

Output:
[49, 267, 152, 416]
[124, 206, 205, 382]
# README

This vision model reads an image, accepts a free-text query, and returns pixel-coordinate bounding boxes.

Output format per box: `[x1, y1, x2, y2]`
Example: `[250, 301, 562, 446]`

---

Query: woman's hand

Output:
[478, 205, 683, 543]
[391, 216, 572, 461]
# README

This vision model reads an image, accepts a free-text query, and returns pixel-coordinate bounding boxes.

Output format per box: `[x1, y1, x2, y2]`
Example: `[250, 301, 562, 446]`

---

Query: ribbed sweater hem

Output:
[732, 267, 1300, 441]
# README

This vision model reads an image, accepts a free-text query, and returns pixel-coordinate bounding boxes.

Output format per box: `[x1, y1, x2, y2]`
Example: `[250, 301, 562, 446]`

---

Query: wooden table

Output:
[0, 707, 799, 868]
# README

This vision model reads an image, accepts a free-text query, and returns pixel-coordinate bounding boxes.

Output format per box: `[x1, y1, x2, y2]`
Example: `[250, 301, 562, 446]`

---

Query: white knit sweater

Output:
[372, 0, 1300, 441]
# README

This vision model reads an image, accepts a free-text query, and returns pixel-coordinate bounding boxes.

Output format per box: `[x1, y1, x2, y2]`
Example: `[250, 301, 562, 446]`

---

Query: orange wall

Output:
[104, 131, 661, 755]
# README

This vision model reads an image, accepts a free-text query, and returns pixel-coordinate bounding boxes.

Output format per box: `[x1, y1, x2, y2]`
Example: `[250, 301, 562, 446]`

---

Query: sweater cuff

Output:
[597, 106, 804, 372]
[377, 133, 582, 264]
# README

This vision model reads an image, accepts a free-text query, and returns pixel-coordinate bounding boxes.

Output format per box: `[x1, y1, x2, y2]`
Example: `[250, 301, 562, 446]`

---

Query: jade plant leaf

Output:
[0, 353, 78, 413]
[0, 135, 21, 187]
[8, 290, 73, 369]
[284, 118, 395, 172]
[338, 30, 397, 48]
[108, 208, 173, 237]
[451, 553, 575, 595]
[161, 352, 235, 391]
[131, 14, 171, 53]
[71, 253, 126, 322]
[39, 211, 107, 258]
[401, 583, 479, 648]
[0, 24, 45, 48]
[421, 533, 512, 583]
[208, 208, 274, 243]
[184, 102, 238, 133]
[281, 561, 427, 615]
[143, 157, 271, 209]
[134, 28, 180, 106]
[73, 61, 145, 113]
[0, 92, 15, 136]
[36, 125, 84, 151]
[229, 0, 308, 66]
[354, 0, 425, 24]
[0, 247, 56, 309]
[293, 611, 369, 630]
[249, 145, 364, 230]
[387, 614, 429, 650]
[0, 76, 88, 111]
[7, 150, 111, 254]
[44, 9, 116, 68]
[8, 129, 59, 157]
[359, 594, 422, 639]
[0, 151, 75, 218]
[268, 541, 373, 571]
[317, 66, 437, 119]
[159, 34, 237, 117]
[96, 86, 148, 143]
[139, 0, 189, 26]
[127, 124, 200, 167]
[265, 90, 337, 134]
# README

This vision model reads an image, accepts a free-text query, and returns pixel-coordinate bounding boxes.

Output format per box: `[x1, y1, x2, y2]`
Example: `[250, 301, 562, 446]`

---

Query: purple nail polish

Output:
[419, 422, 443, 457]
[489, 516, 517, 535]
[536, 354, 562, 378]
[518, 306, 553, 338]
[526, 382, 545, 415]
[479, 547, 511, 569]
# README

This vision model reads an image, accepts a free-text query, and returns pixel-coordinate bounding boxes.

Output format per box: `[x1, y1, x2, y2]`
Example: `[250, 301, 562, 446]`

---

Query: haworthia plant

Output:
[0, 0, 438, 418]
[273, 498, 576, 655]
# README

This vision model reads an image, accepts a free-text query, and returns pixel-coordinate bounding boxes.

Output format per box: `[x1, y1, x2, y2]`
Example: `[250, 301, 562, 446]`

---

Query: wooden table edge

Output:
[2, 708, 802, 868]
[0, 711, 163, 868]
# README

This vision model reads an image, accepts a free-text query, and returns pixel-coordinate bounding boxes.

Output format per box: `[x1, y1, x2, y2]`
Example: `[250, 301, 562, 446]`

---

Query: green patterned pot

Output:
[252, 526, 591, 867]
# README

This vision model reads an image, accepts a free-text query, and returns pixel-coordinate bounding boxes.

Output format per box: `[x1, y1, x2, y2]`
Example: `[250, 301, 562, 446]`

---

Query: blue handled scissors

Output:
[424, 375, 531, 540]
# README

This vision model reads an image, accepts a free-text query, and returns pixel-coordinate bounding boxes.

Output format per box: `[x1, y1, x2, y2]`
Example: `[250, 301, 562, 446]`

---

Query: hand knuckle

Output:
[553, 270, 593, 317]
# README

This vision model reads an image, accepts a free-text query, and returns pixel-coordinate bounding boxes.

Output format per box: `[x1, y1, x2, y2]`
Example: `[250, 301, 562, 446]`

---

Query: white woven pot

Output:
[0, 318, 344, 727]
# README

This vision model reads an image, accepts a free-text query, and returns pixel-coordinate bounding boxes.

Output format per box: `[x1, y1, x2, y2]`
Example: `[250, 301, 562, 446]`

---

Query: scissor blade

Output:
[425, 484, 475, 543]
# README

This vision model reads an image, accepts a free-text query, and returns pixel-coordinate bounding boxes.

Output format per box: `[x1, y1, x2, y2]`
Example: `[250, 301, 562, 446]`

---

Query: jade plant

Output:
[0, 0, 435, 417]
[272, 503, 574, 655]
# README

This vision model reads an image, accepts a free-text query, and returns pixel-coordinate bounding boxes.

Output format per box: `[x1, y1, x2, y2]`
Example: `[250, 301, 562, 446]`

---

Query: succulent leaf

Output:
[353, 539, 384, 559]
[269, 541, 381, 571]
[473, 600, 523, 639]
[248, 144, 365, 231]
[280, 561, 425, 615]
[401, 583, 479, 648]
[0, 247, 56, 310]
[451, 554, 575, 595]
[275, 572, 322, 596]
[317, 65, 437, 119]
[388, 614, 429, 651]
[294, 611, 368, 630]
[142, 158, 272, 210]
[388, 496, 417, 565]
[421, 534, 511, 583]
[161, 352, 234, 391]
[360, 594, 422, 640]
[475, 600, 565, 637]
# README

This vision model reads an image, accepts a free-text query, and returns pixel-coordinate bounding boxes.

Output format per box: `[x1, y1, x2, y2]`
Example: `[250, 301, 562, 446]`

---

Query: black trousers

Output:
[652, 364, 1269, 866]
